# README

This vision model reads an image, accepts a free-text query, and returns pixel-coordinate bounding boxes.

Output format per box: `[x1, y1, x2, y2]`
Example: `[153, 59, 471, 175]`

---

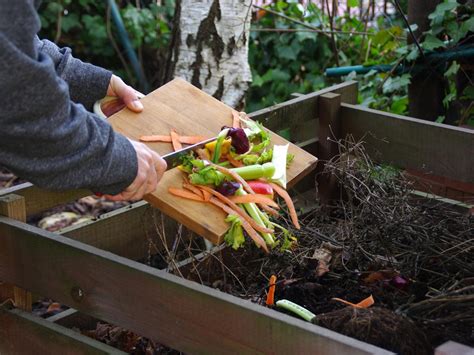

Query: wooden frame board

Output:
[340, 104, 474, 185]
[0, 217, 390, 355]
[0, 307, 124, 354]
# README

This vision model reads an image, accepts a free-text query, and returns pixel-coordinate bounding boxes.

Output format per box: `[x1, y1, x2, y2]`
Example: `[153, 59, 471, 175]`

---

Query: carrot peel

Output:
[170, 129, 183, 151]
[269, 182, 300, 229]
[332, 295, 374, 309]
[266, 275, 277, 306]
[168, 187, 204, 202]
[229, 194, 279, 208]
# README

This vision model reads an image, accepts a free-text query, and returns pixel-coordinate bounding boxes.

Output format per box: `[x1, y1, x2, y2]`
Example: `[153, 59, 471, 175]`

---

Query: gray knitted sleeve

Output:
[36, 37, 112, 110]
[0, 0, 137, 195]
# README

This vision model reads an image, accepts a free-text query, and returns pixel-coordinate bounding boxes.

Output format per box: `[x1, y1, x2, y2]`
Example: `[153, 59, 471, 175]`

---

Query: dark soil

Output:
[165, 141, 474, 354]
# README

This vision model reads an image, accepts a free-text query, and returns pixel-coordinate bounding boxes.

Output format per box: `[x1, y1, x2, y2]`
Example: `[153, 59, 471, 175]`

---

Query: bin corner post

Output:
[0, 194, 32, 312]
[317, 92, 342, 205]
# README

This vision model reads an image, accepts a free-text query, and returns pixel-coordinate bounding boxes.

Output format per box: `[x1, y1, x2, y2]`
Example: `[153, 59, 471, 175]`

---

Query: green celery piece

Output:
[257, 149, 273, 164]
[231, 162, 275, 180]
[224, 214, 245, 250]
[242, 154, 259, 165]
[236, 188, 275, 246]
[271, 144, 289, 188]
[212, 128, 229, 163]
[276, 300, 316, 322]
[189, 166, 225, 186]
[240, 116, 270, 154]
[188, 163, 276, 186]
[270, 222, 297, 252]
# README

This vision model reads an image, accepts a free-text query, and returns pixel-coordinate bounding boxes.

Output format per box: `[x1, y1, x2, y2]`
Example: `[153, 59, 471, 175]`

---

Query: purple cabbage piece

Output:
[391, 275, 408, 289]
[222, 126, 250, 154]
[215, 181, 241, 196]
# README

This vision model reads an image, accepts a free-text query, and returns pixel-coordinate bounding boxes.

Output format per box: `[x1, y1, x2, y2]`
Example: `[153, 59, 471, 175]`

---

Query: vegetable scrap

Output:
[332, 295, 375, 309]
[168, 112, 299, 253]
[266, 275, 277, 306]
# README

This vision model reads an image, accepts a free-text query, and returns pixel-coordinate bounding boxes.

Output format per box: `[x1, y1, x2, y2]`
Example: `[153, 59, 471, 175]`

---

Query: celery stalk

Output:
[270, 144, 289, 188]
[236, 188, 275, 246]
[212, 128, 229, 163]
[231, 162, 275, 180]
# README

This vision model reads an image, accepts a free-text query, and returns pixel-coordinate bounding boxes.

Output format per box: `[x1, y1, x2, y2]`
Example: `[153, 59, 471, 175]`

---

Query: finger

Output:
[102, 192, 126, 201]
[116, 83, 143, 113]
[153, 154, 167, 183]
[145, 163, 158, 195]
[127, 176, 149, 201]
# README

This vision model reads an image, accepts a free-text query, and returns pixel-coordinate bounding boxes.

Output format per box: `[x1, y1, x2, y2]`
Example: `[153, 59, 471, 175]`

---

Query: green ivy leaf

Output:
[443, 91, 456, 108]
[348, 0, 360, 8]
[461, 86, 474, 100]
[390, 97, 408, 114]
[382, 74, 411, 94]
[444, 61, 460, 77]
[422, 34, 445, 50]
[435, 116, 445, 123]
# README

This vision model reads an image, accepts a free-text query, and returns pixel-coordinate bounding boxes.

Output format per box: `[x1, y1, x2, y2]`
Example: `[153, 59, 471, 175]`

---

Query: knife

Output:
[161, 137, 217, 170]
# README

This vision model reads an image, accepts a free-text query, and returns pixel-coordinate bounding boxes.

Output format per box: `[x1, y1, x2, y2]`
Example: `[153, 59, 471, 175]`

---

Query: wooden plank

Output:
[0, 218, 390, 355]
[318, 93, 342, 203]
[109, 78, 318, 245]
[60, 201, 155, 260]
[249, 81, 358, 133]
[0, 183, 89, 217]
[0, 194, 31, 312]
[0, 307, 124, 354]
[340, 104, 474, 185]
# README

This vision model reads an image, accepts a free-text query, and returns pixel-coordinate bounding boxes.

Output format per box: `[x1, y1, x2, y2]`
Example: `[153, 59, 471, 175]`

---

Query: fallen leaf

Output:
[310, 242, 343, 277]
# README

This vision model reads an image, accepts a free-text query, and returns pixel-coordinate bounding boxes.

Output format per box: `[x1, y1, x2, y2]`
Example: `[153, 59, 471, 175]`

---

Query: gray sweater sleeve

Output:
[0, 0, 137, 195]
[36, 38, 111, 110]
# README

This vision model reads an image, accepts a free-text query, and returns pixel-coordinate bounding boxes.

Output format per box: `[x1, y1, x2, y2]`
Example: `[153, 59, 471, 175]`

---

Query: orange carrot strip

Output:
[170, 129, 183, 151]
[139, 135, 207, 144]
[211, 163, 278, 216]
[168, 187, 204, 202]
[332, 295, 374, 309]
[197, 185, 273, 234]
[210, 163, 255, 195]
[201, 189, 212, 202]
[231, 111, 240, 128]
[209, 197, 268, 253]
[269, 182, 300, 230]
[226, 154, 244, 167]
[179, 136, 207, 144]
[266, 275, 277, 306]
[229, 194, 279, 209]
[139, 135, 172, 143]
[182, 182, 205, 199]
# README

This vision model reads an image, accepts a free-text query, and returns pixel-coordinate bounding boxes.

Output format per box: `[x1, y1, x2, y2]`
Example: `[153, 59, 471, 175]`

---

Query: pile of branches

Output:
[306, 138, 474, 344]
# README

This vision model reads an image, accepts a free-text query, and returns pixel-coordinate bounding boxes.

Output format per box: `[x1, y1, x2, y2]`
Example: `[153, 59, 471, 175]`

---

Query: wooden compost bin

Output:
[1, 81, 473, 355]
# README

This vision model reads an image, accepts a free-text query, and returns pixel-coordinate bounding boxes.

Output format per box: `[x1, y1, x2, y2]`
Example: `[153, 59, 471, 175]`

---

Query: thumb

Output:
[118, 85, 144, 113]
[111, 76, 144, 112]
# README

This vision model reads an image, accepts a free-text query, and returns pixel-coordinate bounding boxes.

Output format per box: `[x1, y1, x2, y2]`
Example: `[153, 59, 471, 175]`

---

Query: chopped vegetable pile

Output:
[166, 112, 298, 253]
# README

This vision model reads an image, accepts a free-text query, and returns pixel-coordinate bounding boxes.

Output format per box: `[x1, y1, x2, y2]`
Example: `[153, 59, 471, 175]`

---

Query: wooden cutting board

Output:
[109, 78, 317, 244]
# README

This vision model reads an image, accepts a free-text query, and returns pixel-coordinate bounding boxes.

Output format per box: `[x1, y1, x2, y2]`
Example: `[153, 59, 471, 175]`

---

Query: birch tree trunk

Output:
[168, 0, 252, 108]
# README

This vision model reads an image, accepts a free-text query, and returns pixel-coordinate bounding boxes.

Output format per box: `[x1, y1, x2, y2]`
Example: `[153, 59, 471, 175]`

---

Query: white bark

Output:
[171, 0, 252, 107]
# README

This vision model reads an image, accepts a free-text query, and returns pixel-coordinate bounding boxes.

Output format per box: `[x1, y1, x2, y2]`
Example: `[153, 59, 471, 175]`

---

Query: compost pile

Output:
[169, 139, 473, 354]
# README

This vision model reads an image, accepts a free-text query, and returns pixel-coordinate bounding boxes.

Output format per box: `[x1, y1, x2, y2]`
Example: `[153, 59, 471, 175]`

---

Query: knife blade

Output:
[161, 137, 217, 170]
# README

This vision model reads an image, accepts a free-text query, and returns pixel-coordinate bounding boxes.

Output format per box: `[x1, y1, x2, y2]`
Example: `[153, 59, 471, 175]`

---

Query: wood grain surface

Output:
[109, 78, 318, 244]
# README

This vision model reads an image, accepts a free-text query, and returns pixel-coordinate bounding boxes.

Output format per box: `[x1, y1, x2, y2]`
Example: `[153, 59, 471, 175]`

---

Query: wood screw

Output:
[71, 286, 85, 302]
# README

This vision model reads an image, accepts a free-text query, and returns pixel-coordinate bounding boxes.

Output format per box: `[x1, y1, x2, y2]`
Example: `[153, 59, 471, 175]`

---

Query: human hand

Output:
[103, 140, 167, 201]
[106, 75, 144, 113]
